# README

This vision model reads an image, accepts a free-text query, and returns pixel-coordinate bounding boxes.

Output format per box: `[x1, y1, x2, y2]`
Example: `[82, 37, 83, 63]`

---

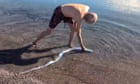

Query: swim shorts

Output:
[49, 6, 74, 29]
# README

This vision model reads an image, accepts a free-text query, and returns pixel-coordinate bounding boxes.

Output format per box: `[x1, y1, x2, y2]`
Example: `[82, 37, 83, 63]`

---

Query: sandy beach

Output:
[0, 1, 140, 84]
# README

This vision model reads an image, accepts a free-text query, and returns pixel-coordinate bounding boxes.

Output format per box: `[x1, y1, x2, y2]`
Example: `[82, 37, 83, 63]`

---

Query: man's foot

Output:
[31, 42, 38, 48]
[68, 44, 74, 48]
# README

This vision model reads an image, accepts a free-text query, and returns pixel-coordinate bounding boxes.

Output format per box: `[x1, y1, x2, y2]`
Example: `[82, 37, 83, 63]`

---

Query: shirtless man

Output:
[32, 3, 98, 51]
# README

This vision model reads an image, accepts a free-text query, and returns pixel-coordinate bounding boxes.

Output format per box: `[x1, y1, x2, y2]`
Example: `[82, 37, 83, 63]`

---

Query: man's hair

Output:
[84, 12, 98, 23]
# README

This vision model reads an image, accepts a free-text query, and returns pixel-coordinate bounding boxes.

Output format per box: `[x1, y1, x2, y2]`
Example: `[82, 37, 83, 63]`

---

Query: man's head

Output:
[84, 12, 98, 24]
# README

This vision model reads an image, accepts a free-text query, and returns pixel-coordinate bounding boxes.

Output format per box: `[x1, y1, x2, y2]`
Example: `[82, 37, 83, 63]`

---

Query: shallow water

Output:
[0, 0, 140, 74]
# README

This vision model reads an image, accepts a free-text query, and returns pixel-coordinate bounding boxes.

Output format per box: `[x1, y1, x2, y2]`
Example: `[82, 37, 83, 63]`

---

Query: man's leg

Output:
[32, 27, 53, 47]
[68, 23, 76, 48]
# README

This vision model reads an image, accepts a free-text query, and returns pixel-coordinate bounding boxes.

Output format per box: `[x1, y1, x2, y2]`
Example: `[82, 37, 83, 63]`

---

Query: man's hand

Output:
[81, 47, 87, 52]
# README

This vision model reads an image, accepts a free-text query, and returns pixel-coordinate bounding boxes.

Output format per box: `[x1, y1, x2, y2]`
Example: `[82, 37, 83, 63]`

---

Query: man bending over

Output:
[32, 3, 98, 51]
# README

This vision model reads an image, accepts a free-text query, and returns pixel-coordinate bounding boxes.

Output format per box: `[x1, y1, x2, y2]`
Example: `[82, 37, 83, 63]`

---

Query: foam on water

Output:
[20, 47, 93, 74]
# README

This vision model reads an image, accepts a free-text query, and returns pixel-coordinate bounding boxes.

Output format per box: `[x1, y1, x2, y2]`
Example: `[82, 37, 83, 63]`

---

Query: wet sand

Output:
[0, 8, 140, 84]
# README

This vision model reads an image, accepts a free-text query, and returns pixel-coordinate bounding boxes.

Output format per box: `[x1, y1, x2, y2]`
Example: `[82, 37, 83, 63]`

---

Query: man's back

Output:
[61, 3, 90, 21]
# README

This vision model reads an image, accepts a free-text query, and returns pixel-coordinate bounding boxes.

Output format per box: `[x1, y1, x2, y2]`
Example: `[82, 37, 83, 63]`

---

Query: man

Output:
[32, 3, 98, 51]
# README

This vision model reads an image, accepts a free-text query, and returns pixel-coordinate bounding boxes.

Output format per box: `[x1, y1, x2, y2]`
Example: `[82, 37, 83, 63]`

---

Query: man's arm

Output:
[76, 21, 86, 51]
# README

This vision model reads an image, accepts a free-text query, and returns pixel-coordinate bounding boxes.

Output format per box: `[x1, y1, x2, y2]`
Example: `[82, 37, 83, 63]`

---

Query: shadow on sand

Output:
[0, 44, 67, 66]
